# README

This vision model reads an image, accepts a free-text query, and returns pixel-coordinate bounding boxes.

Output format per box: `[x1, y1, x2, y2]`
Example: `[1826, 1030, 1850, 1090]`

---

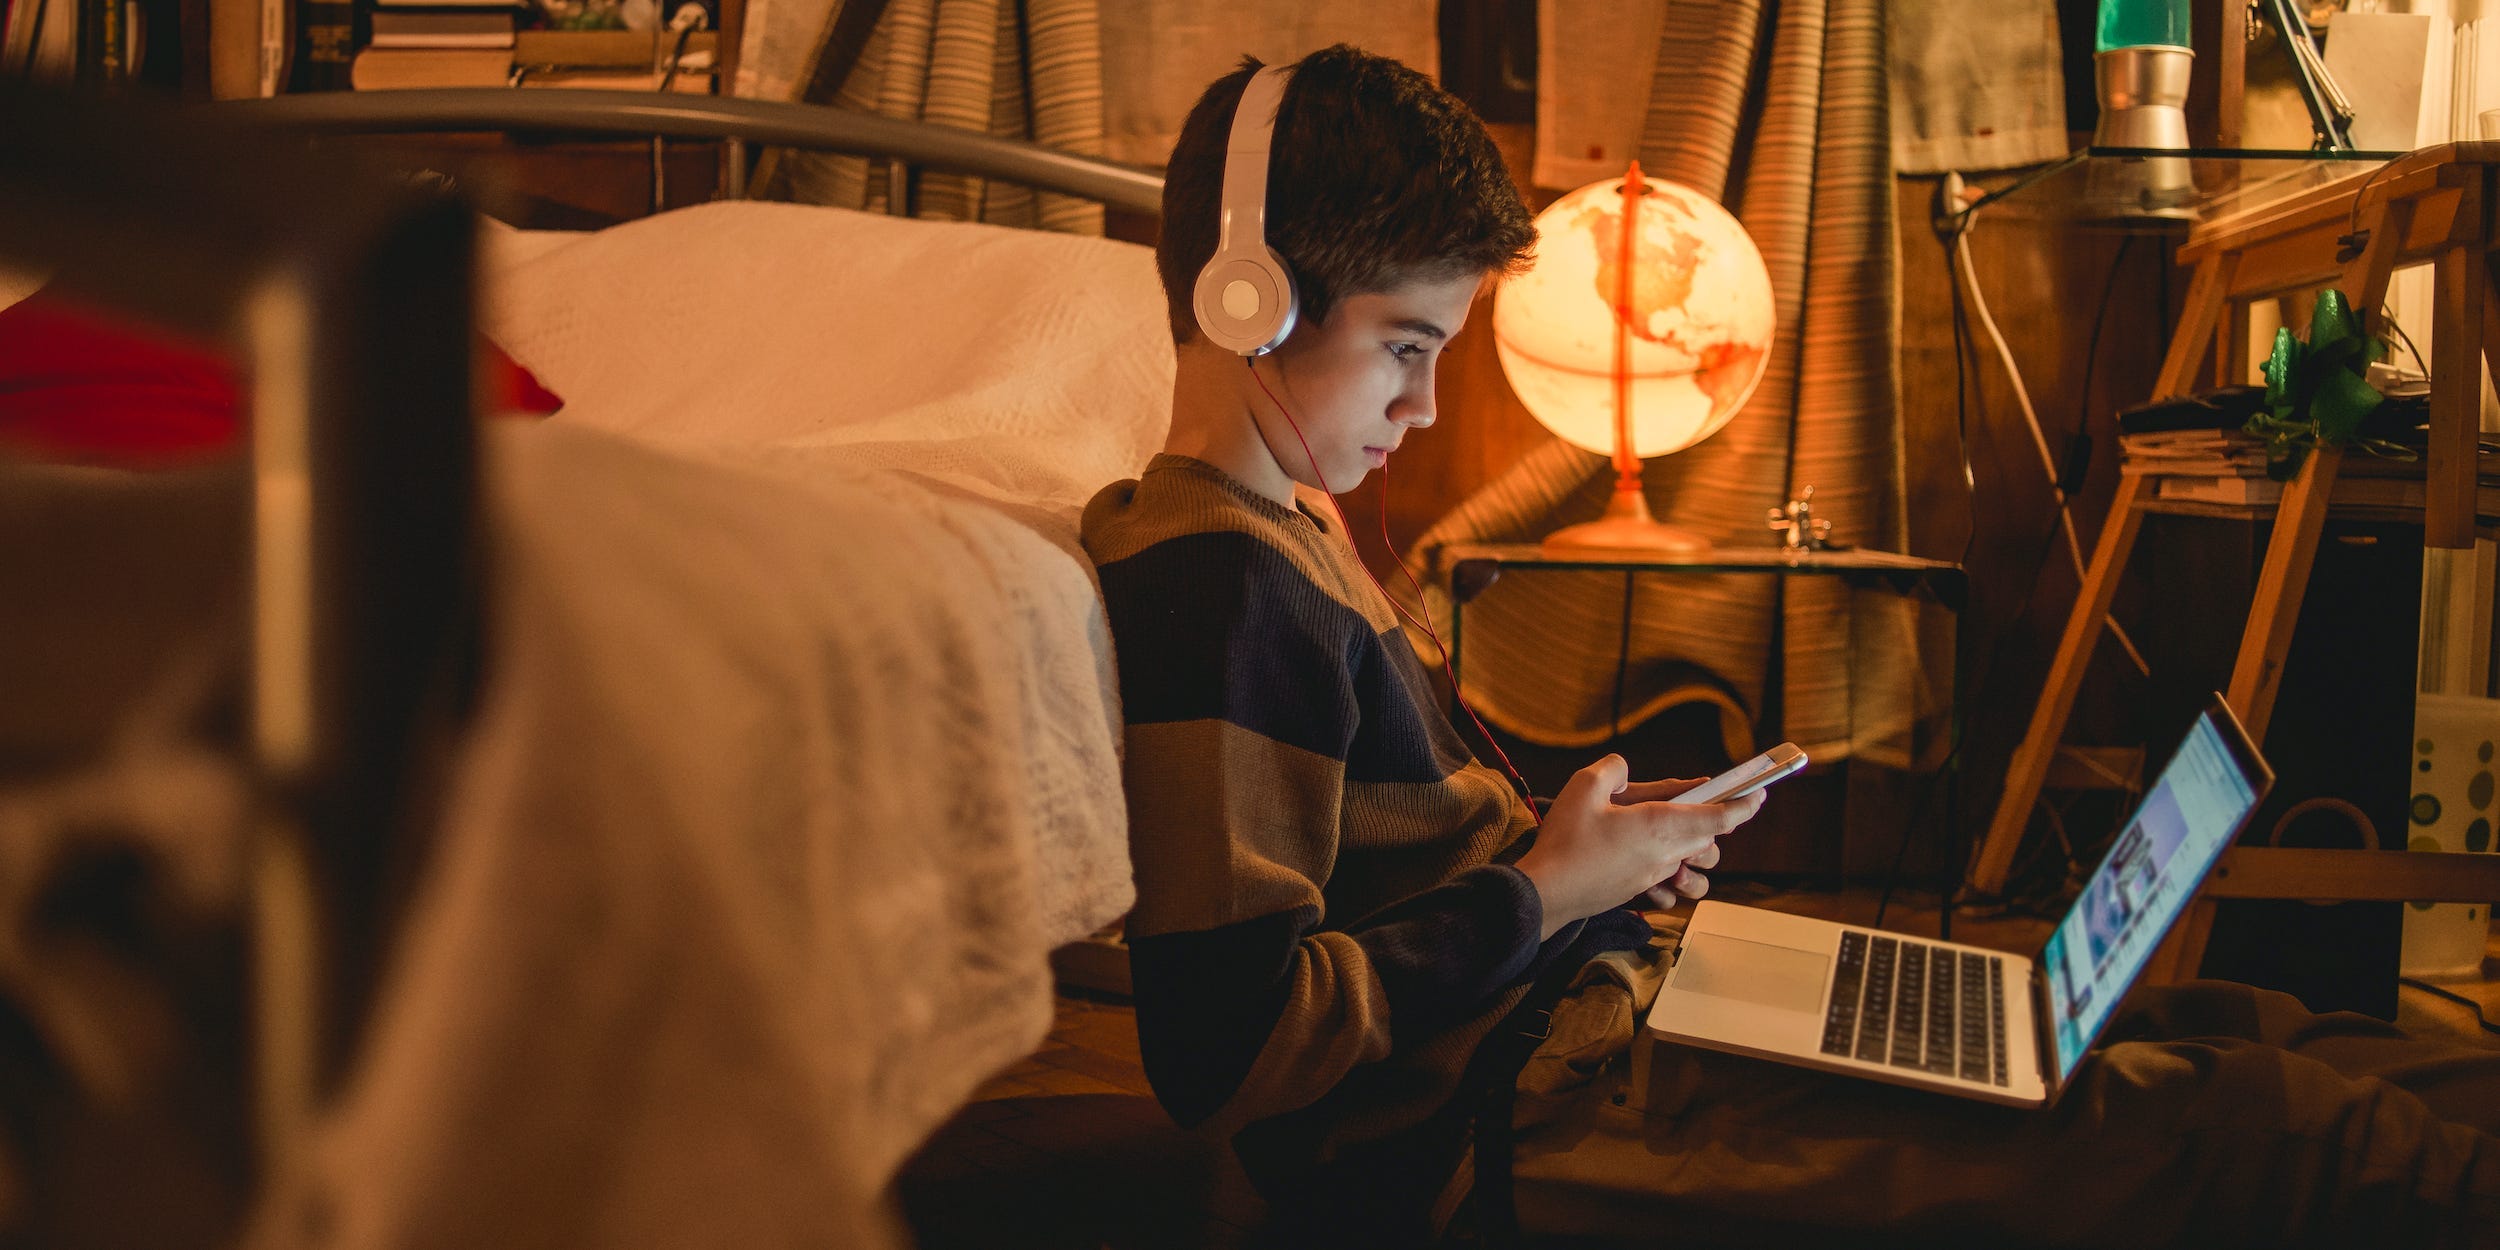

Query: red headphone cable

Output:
[1246, 358, 1543, 825]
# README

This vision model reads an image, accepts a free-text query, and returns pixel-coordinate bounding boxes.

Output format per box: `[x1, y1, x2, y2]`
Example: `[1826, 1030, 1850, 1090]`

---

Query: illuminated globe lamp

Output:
[1493, 163, 1776, 555]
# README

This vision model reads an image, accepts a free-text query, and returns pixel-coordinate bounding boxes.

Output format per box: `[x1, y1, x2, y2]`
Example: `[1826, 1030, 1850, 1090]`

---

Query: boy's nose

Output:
[1394, 381, 1438, 429]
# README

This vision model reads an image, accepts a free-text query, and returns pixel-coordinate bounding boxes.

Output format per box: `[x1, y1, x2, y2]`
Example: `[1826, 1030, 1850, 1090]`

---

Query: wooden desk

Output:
[1971, 146, 2500, 976]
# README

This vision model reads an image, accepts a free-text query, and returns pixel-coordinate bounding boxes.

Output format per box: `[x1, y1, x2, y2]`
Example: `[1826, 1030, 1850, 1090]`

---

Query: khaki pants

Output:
[1504, 937, 2500, 1249]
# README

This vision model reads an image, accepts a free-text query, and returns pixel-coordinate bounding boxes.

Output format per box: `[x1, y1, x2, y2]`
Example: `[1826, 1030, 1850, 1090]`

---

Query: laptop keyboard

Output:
[1820, 932, 2009, 1086]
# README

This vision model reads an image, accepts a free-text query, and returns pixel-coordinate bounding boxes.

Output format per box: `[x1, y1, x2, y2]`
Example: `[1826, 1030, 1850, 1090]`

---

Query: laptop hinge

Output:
[2029, 967, 2058, 1096]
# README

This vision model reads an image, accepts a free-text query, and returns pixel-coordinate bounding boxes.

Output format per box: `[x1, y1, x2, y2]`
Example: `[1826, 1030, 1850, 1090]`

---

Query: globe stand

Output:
[1542, 478, 1709, 555]
[1538, 160, 1714, 559]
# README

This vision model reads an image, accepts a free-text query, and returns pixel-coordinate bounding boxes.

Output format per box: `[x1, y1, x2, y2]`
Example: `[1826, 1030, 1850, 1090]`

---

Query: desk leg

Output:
[1968, 470, 2152, 897]
[2224, 444, 2345, 744]
[2428, 243, 2485, 550]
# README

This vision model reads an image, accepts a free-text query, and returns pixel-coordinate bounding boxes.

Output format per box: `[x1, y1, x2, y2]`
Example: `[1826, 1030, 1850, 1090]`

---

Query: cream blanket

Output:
[254, 202, 1172, 1250]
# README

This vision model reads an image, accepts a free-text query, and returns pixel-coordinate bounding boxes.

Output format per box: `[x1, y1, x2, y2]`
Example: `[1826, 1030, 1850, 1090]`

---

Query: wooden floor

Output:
[893, 882, 2500, 1249]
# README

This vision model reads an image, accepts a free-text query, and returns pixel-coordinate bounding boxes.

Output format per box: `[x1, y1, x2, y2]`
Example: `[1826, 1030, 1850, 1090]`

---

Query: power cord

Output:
[2399, 976, 2500, 1037]
[1877, 206, 1985, 933]
[1878, 195, 2148, 930]
[1948, 194, 2150, 680]
[2334, 155, 2413, 264]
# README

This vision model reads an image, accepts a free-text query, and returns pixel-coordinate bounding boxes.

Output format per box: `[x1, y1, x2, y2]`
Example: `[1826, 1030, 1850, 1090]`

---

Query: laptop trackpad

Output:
[1675, 934, 1830, 1014]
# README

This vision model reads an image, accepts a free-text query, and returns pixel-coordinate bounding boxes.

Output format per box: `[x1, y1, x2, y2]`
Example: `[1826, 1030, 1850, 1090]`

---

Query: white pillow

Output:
[480, 200, 1173, 519]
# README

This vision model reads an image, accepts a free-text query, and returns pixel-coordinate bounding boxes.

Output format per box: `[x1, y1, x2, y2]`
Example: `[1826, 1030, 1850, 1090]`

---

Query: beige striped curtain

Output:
[1410, 0, 1936, 768]
[754, 0, 1106, 235]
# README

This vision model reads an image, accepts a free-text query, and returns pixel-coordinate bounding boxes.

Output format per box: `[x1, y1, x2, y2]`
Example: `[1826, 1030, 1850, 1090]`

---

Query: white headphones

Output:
[1190, 64, 1299, 356]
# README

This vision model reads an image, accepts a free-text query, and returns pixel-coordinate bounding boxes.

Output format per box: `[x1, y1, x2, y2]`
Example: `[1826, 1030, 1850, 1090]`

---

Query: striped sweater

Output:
[1082, 453, 1642, 1191]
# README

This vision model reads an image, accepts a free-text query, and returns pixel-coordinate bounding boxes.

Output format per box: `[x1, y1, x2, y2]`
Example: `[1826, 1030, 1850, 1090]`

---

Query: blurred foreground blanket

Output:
[266, 203, 1171, 1249]
[255, 422, 1140, 1250]
[2, 200, 1169, 1249]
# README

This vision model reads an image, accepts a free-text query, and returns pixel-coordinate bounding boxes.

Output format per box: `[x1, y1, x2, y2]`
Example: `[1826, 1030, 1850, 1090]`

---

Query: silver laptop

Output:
[1645, 696, 2274, 1108]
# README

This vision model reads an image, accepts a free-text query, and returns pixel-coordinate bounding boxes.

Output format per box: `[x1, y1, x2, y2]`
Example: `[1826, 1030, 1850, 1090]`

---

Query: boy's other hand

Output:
[1514, 755, 1763, 940]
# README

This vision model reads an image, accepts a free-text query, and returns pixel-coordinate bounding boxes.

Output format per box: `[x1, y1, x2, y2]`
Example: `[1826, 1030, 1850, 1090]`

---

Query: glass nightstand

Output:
[1442, 544, 1968, 700]
[1954, 145, 2407, 232]
[1436, 543, 1969, 900]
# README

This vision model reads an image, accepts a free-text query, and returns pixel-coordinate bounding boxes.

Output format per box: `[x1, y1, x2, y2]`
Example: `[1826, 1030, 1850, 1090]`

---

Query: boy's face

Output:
[1254, 268, 1484, 494]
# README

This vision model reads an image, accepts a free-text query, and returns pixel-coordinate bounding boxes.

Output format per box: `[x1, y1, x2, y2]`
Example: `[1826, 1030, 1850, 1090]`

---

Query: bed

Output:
[0, 86, 1169, 1249]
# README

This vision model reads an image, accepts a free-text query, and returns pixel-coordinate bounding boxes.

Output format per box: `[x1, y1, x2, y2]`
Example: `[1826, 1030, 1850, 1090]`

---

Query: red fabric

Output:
[0, 289, 563, 468]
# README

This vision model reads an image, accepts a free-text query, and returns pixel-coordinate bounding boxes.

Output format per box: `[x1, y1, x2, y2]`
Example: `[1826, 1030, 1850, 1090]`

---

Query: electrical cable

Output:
[2336, 154, 2413, 264]
[1949, 216, 1981, 569]
[2399, 977, 2500, 1036]
[1879, 213, 1984, 933]
[1880, 217, 2144, 928]
[649, 9, 708, 209]
[1973, 234, 2142, 897]
[1954, 222, 2150, 680]
[2383, 311, 2428, 379]
[1247, 357, 1545, 822]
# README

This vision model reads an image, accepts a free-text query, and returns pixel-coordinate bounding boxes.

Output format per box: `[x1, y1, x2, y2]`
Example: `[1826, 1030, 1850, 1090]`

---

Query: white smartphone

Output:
[1665, 742, 1807, 805]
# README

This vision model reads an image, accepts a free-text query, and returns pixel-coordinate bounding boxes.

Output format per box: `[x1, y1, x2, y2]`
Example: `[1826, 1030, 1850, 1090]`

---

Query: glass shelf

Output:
[1962, 145, 2409, 231]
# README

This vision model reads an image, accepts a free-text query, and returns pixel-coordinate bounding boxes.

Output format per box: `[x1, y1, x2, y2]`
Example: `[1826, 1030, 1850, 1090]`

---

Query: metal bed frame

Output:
[229, 86, 1166, 217]
[3, 83, 1159, 1224]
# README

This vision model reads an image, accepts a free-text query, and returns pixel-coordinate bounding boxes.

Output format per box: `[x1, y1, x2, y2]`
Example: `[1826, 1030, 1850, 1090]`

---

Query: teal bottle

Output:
[2096, 0, 2191, 52]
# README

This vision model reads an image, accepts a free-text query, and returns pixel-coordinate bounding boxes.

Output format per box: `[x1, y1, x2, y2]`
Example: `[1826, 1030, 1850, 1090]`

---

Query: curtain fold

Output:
[744, 0, 1107, 235]
[1408, 0, 1928, 768]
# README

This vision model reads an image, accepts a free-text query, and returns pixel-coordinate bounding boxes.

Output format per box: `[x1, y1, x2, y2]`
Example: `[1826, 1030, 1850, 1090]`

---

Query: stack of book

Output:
[2123, 424, 2500, 516]
[2121, 429, 2281, 505]
[352, 0, 519, 89]
[351, 26, 717, 90]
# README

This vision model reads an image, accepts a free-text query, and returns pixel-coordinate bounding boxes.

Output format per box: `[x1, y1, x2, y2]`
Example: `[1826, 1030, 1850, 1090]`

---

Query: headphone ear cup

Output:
[1193, 247, 1300, 356]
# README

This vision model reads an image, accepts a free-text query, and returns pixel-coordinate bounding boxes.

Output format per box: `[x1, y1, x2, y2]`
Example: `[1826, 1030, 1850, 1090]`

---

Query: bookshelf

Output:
[4, 0, 750, 222]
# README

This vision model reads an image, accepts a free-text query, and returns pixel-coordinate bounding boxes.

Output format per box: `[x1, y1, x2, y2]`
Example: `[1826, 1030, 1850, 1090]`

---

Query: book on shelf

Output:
[511, 26, 712, 68]
[350, 31, 719, 89]
[2121, 429, 2273, 478]
[370, 7, 513, 48]
[350, 44, 507, 86]
[290, 0, 358, 88]
[2156, 476, 2283, 506]
[2153, 469, 2500, 516]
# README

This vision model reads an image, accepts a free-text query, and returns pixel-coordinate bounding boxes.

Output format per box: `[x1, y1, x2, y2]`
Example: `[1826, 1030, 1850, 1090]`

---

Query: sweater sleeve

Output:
[1100, 530, 1549, 1133]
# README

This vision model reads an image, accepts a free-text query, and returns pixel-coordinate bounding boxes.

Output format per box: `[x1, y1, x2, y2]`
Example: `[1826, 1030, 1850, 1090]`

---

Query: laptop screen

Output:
[2039, 710, 2262, 1080]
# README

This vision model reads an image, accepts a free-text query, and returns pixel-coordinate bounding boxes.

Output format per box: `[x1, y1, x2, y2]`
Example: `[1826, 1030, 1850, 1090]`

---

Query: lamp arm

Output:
[2254, 0, 2356, 152]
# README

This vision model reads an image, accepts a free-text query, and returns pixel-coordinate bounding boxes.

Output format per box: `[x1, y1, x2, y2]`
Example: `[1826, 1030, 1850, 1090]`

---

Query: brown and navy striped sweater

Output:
[1082, 454, 1644, 1189]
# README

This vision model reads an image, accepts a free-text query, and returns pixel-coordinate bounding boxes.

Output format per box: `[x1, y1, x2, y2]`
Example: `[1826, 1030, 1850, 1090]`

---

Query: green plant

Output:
[2245, 288, 2414, 477]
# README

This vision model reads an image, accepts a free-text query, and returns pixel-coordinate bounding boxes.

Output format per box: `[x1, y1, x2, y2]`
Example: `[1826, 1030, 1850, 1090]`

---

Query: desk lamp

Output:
[1492, 164, 1774, 555]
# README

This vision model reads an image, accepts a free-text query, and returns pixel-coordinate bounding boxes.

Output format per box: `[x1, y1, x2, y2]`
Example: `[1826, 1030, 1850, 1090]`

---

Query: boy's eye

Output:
[1388, 342, 1426, 361]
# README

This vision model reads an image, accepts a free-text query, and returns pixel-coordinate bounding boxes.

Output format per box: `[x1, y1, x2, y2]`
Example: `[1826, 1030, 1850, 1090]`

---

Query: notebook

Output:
[1644, 695, 2273, 1108]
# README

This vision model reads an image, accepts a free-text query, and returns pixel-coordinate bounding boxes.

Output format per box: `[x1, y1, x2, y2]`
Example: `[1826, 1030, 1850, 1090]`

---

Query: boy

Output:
[1081, 43, 1760, 1238]
[1085, 45, 2500, 1248]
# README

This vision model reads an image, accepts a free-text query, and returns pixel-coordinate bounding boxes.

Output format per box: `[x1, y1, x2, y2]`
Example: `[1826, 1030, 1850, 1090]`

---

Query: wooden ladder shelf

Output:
[1969, 145, 2500, 982]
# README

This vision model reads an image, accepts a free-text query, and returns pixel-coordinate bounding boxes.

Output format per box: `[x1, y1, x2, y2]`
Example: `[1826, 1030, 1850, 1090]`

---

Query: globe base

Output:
[1541, 485, 1710, 556]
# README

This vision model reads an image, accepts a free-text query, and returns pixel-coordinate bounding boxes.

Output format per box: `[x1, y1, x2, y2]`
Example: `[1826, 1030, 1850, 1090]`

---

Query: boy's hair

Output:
[1156, 45, 1535, 346]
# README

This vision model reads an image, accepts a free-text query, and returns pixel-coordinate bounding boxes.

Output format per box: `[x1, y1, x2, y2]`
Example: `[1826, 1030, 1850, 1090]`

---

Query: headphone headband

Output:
[1192, 63, 1300, 356]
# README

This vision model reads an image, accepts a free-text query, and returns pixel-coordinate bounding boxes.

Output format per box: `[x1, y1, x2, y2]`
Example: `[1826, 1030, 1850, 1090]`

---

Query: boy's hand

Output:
[1514, 756, 1763, 940]
[1615, 776, 1726, 910]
